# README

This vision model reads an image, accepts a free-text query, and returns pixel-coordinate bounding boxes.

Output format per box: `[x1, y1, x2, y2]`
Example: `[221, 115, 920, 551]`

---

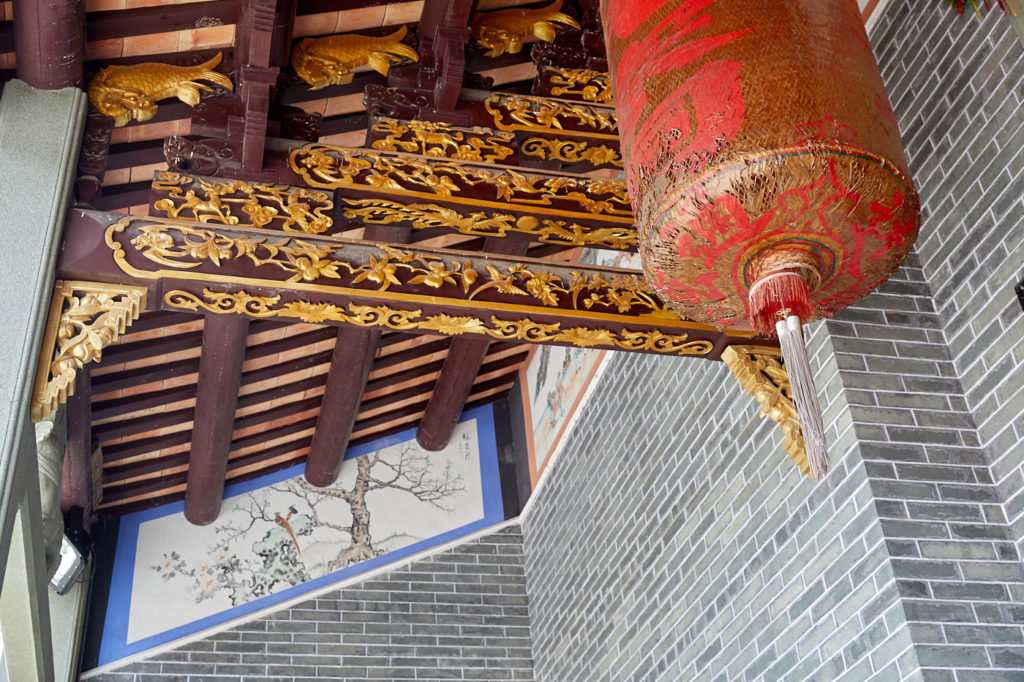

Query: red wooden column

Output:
[416, 233, 533, 451]
[60, 370, 93, 530]
[12, 0, 84, 89]
[303, 224, 410, 486]
[184, 315, 249, 525]
[303, 327, 380, 486]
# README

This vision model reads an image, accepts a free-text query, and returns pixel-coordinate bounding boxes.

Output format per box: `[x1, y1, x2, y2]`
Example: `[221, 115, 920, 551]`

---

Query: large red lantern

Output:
[601, 0, 921, 476]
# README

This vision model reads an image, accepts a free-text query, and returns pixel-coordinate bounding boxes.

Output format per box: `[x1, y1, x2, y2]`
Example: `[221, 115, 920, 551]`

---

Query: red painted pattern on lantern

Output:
[601, 0, 920, 333]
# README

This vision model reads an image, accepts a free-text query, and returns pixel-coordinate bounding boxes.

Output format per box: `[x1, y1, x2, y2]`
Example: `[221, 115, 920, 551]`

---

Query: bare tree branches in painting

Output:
[150, 445, 467, 605]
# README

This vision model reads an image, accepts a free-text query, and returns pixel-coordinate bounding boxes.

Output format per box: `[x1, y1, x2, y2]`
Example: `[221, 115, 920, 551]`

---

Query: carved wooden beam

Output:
[721, 345, 809, 477]
[58, 210, 769, 359]
[31, 280, 146, 422]
[183, 314, 249, 525]
[148, 171, 335, 235]
[285, 143, 635, 249]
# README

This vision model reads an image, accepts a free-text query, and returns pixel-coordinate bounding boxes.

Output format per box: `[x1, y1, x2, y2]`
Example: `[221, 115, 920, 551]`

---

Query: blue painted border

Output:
[96, 405, 502, 667]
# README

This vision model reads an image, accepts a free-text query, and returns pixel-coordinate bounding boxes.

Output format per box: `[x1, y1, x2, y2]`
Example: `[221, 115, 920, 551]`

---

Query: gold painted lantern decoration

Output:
[601, 0, 921, 477]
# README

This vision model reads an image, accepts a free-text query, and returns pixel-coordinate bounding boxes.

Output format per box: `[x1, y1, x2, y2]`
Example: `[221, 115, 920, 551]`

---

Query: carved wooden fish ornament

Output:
[87, 53, 233, 128]
[471, 0, 581, 58]
[291, 27, 420, 90]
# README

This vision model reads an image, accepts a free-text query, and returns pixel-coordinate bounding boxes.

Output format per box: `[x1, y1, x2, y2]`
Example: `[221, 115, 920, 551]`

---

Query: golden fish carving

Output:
[87, 53, 233, 128]
[471, 0, 581, 58]
[292, 27, 420, 90]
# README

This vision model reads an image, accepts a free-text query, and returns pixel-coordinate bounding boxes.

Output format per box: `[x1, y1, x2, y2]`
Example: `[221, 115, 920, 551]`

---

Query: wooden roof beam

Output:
[182, 314, 249, 525]
[303, 326, 379, 486]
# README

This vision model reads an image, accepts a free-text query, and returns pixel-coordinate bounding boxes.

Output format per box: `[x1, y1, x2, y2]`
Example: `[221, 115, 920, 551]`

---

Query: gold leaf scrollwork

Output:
[545, 68, 614, 104]
[32, 281, 148, 422]
[721, 345, 809, 476]
[290, 144, 631, 217]
[371, 118, 515, 163]
[521, 137, 623, 168]
[484, 94, 617, 136]
[163, 289, 712, 356]
[151, 171, 334, 234]
[115, 218, 653, 316]
[340, 198, 636, 249]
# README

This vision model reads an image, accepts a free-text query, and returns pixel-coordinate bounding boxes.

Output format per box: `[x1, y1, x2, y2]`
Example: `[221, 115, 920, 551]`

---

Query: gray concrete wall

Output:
[90, 526, 533, 682]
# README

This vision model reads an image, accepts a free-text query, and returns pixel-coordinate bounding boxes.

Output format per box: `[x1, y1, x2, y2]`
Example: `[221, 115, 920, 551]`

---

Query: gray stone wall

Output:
[872, 2, 1024, 550]
[90, 526, 533, 682]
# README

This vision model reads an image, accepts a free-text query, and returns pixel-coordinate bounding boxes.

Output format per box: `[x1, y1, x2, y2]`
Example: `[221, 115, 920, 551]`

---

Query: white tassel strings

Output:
[776, 315, 830, 479]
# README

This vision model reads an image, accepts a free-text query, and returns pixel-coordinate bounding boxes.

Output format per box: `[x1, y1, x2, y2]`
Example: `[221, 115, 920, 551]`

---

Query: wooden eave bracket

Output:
[721, 345, 810, 477]
[31, 281, 147, 422]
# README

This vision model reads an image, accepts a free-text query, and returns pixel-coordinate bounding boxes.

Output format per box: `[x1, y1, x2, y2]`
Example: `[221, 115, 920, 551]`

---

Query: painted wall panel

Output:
[93, 407, 502, 668]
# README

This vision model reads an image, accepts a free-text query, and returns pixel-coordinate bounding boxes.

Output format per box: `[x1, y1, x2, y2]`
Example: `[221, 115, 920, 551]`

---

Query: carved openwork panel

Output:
[721, 345, 809, 476]
[288, 144, 630, 219]
[32, 281, 147, 422]
[150, 171, 334, 234]
[368, 117, 516, 164]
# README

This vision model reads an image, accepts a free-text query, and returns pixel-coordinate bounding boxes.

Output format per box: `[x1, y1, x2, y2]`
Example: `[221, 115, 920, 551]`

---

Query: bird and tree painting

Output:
[150, 440, 469, 606]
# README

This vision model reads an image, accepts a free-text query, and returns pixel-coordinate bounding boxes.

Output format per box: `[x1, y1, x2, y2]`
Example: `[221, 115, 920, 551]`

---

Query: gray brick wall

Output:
[818, 256, 1024, 682]
[520, 302, 916, 681]
[90, 525, 534, 682]
[871, 1, 1024, 552]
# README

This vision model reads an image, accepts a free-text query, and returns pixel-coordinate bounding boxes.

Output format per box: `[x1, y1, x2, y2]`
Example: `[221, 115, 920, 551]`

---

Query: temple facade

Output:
[0, 0, 1022, 680]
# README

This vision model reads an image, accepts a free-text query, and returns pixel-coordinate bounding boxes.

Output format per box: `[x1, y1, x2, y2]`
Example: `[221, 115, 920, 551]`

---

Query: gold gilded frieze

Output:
[340, 198, 636, 249]
[32, 281, 147, 422]
[545, 68, 614, 104]
[370, 118, 515, 163]
[165, 288, 712, 356]
[152, 172, 334, 234]
[484, 94, 617, 139]
[114, 218, 659, 316]
[721, 345, 808, 476]
[521, 138, 623, 168]
[289, 144, 631, 220]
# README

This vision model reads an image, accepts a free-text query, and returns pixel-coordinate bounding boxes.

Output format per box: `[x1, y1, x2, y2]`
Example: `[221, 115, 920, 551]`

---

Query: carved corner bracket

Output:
[721, 345, 809, 477]
[31, 281, 148, 422]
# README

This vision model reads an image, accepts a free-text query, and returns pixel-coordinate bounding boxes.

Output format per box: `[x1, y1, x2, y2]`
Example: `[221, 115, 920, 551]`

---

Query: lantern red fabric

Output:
[601, 0, 920, 334]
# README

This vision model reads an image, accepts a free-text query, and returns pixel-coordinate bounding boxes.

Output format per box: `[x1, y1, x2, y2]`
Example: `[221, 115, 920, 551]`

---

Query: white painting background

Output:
[127, 420, 482, 643]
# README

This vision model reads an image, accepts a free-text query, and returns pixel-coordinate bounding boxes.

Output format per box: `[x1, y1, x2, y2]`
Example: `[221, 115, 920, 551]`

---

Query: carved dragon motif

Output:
[87, 53, 233, 127]
[291, 27, 420, 90]
[471, 0, 581, 58]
